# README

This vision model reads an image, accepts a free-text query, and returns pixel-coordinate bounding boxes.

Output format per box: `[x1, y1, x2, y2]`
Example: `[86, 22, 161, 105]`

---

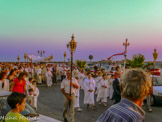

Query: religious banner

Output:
[107, 51, 126, 60]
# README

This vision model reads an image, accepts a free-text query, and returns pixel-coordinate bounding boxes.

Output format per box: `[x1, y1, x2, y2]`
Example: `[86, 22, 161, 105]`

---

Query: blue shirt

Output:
[97, 98, 145, 122]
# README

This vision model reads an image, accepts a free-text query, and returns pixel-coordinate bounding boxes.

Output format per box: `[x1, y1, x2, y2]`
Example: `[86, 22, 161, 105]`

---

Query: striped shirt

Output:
[97, 98, 145, 122]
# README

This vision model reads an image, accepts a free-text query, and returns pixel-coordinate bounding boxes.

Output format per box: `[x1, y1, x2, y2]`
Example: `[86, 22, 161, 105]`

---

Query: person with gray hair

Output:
[97, 69, 151, 122]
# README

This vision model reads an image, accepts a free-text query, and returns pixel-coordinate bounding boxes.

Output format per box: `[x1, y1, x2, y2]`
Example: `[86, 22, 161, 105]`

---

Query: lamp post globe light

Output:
[123, 38, 130, 70]
[66, 34, 77, 106]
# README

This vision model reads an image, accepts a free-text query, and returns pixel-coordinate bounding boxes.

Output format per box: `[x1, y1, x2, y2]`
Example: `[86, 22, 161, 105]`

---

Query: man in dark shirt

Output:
[112, 72, 121, 104]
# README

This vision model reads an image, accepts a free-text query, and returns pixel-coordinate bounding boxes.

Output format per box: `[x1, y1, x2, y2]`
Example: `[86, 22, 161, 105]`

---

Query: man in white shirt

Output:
[61, 70, 79, 122]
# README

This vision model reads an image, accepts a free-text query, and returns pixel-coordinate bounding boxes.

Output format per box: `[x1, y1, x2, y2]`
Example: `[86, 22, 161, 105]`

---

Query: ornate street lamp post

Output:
[153, 49, 158, 69]
[123, 38, 130, 70]
[24, 53, 27, 63]
[17, 56, 20, 63]
[67, 34, 77, 106]
[51, 54, 53, 62]
[64, 51, 67, 63]
[38, 50, 45, 57]
[152, 49, 158, 86]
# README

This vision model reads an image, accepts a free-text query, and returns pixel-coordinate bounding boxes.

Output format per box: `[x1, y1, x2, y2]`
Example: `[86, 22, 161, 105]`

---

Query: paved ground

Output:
[37, 83, 162, 122]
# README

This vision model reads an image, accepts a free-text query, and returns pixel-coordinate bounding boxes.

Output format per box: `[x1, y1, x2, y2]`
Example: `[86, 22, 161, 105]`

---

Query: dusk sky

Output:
[0, 0, 162, 62]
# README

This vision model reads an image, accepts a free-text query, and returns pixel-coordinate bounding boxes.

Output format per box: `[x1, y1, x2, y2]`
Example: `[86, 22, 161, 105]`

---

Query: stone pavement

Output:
[37, 84, 162, 122]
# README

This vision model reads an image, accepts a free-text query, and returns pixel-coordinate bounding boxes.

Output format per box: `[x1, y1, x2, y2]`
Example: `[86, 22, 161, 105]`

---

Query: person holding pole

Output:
[61, 70, 79, 122]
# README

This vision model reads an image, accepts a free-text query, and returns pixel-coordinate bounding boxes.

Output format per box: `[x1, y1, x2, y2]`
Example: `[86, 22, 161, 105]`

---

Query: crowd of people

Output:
[0, 62, 153, 122]
[60, 64, 152, 122]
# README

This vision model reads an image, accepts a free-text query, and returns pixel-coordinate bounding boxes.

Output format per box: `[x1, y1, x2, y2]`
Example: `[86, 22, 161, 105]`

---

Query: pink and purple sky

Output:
[0, 0, 162, 62]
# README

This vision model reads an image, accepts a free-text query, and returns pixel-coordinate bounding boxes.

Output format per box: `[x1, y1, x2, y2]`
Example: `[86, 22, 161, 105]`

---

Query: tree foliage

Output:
[126, 54, 145, 68]
[143, 62, 154, 69]
[76, 60, 87, 69]
[131, 54, 145, 68]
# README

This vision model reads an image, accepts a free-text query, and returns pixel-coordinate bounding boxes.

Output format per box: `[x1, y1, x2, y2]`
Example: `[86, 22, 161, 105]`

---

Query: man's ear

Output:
[15, 103, 19, 108]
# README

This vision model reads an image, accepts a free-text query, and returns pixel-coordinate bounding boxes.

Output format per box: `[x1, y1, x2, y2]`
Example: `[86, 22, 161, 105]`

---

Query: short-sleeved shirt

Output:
[4, 111, 29, 122]
[13, 78, 26, 94]
[97, 98, 145, 122]
[61, 78, 77, 94]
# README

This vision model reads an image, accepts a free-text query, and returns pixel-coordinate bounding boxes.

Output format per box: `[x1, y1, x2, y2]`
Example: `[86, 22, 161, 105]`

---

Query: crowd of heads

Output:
[0, 62, 152, 102]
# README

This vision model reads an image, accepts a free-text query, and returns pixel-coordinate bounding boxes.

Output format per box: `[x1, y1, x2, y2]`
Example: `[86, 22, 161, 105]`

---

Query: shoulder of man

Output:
[97, 104, 123, 122]
[62, 78, 68, 82]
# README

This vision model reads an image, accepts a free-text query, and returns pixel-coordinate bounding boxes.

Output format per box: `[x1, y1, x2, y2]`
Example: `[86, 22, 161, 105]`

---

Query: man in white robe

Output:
[83, 73, 96, 110]
[57, 64, 62, 81]
[95, 72, 102, 95]
[41, 64, 47, 83]
[32, 81, 39, 110]
[28, 65, 34, 78]
[78, 70, 85, 89]
[107, 74, 111, 98]
[46, 69, 53, 87]
[72, 67, 79, 78]
[109, 75, 115, 99]
[97, 74, 109, 106]
[74, 77, 82, 112]
[37, 66, 42, 84]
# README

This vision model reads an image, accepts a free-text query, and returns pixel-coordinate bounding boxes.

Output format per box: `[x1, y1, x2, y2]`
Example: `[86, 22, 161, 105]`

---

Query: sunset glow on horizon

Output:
[0, 0, 162, 62]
